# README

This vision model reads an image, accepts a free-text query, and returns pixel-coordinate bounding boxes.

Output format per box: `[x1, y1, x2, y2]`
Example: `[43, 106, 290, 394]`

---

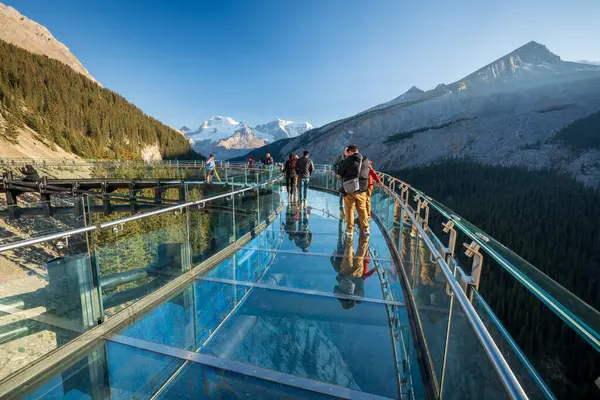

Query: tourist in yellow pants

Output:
[337, 144, 371, 236]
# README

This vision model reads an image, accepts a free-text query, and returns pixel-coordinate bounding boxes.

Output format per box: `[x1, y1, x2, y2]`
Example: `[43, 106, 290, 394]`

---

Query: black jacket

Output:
[337, 153, 369, 193]
[283, 160, 297, 177]
[295, 157, 314, 179]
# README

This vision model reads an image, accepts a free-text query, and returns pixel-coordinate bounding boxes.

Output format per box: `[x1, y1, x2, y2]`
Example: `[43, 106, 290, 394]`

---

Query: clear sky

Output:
[4, 0, 600, 128]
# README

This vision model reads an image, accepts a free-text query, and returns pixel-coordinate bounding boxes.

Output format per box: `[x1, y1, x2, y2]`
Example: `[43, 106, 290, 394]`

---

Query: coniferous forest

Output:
[391, 160, 600, 399]
[0, 39, 199, 160]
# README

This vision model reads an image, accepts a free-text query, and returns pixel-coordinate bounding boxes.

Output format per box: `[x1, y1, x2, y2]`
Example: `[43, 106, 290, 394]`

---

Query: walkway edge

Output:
[0, 203, 284, 398]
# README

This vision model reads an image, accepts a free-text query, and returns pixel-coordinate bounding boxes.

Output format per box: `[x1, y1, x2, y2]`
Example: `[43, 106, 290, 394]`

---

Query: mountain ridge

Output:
[237, 41, 600, 187]
[185, 116, 313, 159]
[0, 2, 99, 85]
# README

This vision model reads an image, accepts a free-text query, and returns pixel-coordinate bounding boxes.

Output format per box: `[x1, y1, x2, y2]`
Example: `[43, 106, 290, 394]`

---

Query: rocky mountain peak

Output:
[216, 123, 265, 150]
[0, 3, 99, 85]
[510, 41, 561, 64]
[405, 85, 424, 95]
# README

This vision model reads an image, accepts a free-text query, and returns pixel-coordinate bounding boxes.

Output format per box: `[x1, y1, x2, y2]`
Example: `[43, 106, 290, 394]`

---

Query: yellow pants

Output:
[343, 191, 370, 233]
[340, 234, 370, 277]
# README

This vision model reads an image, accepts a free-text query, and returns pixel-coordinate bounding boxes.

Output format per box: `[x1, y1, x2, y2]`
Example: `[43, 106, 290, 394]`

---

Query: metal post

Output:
[102, 182, 111, 216]
[82, 196, 104, 324]
[129, 182, 137, 214]
[231, 178, 237, 242]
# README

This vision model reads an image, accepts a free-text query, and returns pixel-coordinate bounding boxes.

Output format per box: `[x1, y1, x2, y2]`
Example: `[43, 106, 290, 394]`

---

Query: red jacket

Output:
[368, 161, 381, 188]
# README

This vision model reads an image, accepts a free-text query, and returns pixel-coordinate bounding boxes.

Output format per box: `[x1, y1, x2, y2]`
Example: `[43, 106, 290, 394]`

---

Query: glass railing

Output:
[0, 174, 283, 383]
[309, 167, 549, 399]
[388, 176, 599, 399]
[311, 165, 600, 399]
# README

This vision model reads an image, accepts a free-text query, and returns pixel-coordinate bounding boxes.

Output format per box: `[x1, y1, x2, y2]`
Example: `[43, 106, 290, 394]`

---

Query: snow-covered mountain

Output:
[184, 116, 313, 159]
[578, 60, 600, 67]
[241, 41, 600, 187]
[254, 119, 313, 142]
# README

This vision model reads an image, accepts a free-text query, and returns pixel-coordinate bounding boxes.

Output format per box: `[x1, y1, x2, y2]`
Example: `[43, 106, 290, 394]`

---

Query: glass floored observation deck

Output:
[0, 162, 598, 399]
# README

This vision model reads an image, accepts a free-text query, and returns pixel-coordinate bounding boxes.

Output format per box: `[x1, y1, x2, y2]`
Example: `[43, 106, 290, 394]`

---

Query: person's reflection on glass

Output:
[294, 205, 312, 252]
[283, 203, 298, 242]
[333, 234, 377, 309]
[330, 215, 348, 274]
[403, 218, 446, 324]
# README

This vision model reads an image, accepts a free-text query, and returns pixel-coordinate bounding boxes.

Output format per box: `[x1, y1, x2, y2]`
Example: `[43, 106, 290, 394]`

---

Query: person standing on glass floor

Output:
[337, 144, 370, 237]
[205, 154, 215, 184]
[295, 150, 314, 206]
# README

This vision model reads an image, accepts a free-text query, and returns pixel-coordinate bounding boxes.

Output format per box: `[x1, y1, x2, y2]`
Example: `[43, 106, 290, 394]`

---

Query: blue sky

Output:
[4, 0, 600, 128]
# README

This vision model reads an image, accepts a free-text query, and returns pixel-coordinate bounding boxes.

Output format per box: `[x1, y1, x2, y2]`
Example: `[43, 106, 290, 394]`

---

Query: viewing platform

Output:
[0, 162, 598, 399]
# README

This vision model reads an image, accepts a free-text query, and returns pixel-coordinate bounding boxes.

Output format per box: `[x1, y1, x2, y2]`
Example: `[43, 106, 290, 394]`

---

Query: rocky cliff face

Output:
[217, 124, 265, 150]
[245, 42, 600, 187]
[0, 3, 99, 85]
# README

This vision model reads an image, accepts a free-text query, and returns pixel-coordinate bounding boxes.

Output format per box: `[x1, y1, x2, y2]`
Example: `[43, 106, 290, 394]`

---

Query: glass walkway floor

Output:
[2, 165, 598, 399]
[13, 190, 414, 400]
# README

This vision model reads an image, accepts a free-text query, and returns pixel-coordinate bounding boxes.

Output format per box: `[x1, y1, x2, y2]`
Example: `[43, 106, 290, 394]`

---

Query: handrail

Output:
[0, 226, 96, 253]
[99, 176, 282, 229]
[377, 183, 528, 400]
[0, 176, 282, 253]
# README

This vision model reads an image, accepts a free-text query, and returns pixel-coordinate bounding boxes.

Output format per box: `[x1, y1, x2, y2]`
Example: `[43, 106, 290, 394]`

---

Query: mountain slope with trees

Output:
[0, 39, 199, 160]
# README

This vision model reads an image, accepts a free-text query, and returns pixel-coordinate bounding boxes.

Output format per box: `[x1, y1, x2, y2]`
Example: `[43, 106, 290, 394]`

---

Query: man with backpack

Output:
[337, 144, 370, 236]
[295, 151, 314, 206]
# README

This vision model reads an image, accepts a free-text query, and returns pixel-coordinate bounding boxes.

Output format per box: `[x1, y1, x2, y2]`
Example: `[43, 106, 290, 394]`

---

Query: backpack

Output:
[342, 155, 363, 194]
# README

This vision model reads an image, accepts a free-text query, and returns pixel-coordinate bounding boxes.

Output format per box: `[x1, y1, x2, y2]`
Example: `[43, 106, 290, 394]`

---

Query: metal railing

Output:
[376, 179, 527, 399]
[0, 176, 282, 253]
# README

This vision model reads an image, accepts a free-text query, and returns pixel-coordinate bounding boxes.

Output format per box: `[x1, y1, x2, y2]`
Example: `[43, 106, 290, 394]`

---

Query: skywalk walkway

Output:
[0, 164, 598, 399]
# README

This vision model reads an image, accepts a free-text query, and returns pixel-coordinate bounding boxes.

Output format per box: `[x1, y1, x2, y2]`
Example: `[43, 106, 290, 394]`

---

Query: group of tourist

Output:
[281, 144, 380, 236]
[247, 154, 274, 169]
[210, 143, 380, 237]
[281, 151, 314, 206]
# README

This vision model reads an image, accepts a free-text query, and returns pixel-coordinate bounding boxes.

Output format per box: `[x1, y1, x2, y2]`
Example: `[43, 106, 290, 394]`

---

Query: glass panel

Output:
[111, 276, 401, 397]
[0, 197, 86, 245]
[197, 280, 401, 399]
[415, 189, 600, 348]
[188, 198, 234, 266]
[117, 279, 236, 351]
[155, 360, 335, 399]
[472, 290, 554, 400]
[0, 232, 99, 381]
[20, 340, 184, 399]
[441, 298, 509, 400]
[407, 226, 452, 390]
[94, 209, 189, 318]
